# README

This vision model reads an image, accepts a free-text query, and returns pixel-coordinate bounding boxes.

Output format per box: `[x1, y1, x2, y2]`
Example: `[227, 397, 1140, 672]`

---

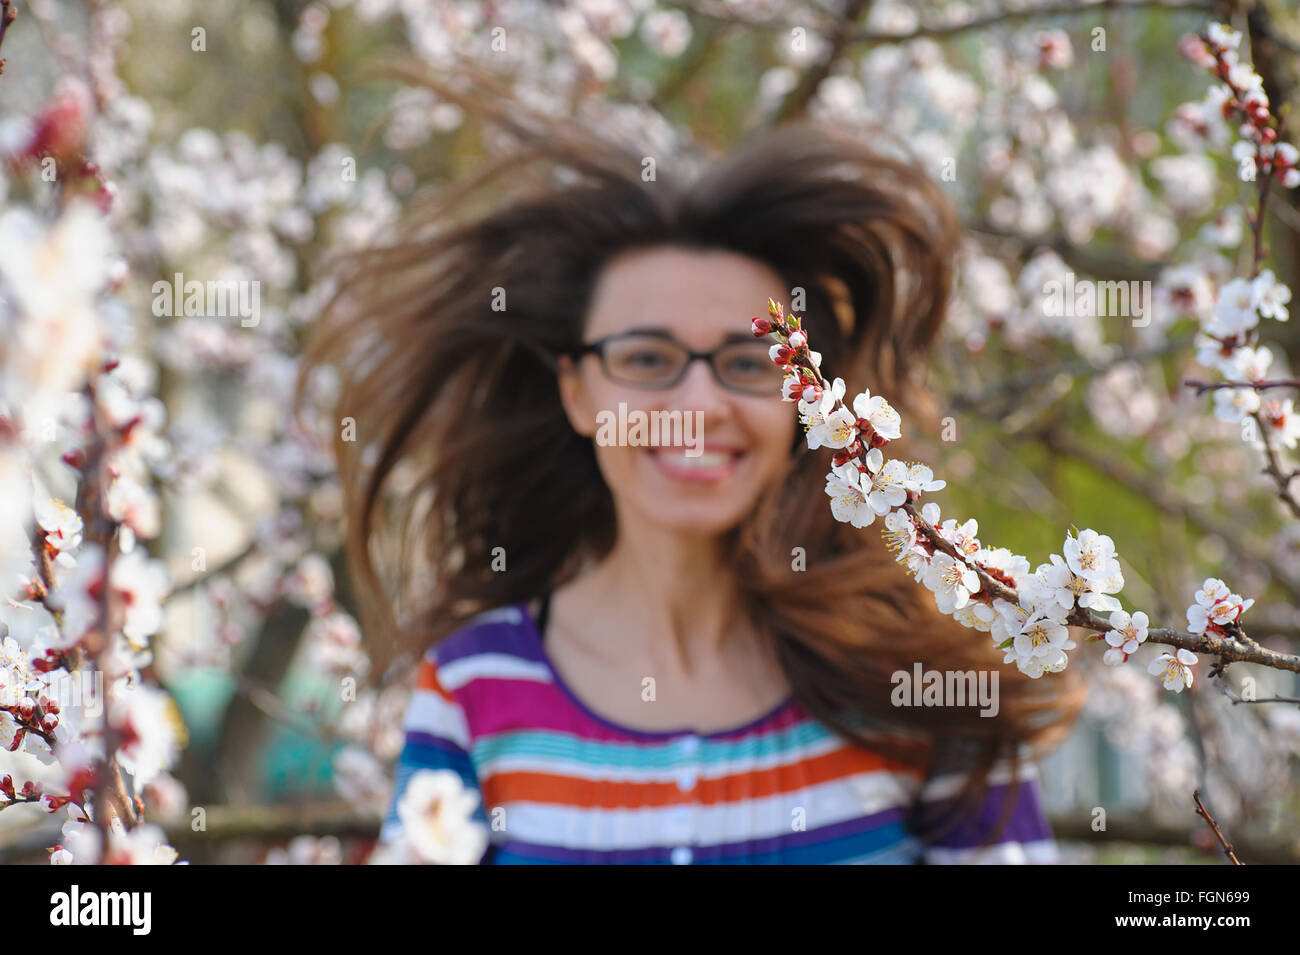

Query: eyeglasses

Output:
[567, 330, 785, 396]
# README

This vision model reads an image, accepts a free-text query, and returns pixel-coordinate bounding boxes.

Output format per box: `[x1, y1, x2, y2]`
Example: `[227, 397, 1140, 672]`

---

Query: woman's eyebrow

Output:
[620, 326, 762, 344]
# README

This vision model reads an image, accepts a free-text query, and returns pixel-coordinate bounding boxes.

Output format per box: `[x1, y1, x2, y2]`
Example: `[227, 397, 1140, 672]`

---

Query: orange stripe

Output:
[481, 744, 923, 809]
[414, 659, 456, 705]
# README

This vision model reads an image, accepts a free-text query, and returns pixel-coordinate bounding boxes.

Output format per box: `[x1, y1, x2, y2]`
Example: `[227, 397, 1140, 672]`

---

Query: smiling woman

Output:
[297, 60, 1086, 865]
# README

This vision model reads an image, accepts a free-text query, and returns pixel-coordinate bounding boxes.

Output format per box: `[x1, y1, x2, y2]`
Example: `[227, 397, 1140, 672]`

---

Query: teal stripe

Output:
[472, 720, 843, 770]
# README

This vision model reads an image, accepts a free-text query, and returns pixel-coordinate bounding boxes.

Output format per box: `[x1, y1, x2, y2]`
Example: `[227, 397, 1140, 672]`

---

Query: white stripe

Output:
[403, 689, 471, 749]
[488, 770, 917, 849]
[437, 652, 552, 691]
[470, 606, 525, 626]
[919, 759, 1039, 802]
[924, 838, 1060, 865]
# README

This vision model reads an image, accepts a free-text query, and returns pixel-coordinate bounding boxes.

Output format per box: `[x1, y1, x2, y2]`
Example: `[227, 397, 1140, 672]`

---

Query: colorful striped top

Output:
[374, 600, 1061, 864]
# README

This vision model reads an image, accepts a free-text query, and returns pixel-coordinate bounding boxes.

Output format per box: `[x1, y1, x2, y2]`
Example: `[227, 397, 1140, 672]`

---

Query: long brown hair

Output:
[299, 58, 1086, 851]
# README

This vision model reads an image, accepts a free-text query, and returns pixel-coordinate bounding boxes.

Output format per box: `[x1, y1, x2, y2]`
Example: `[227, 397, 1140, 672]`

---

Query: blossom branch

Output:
[755, 295, 1300, 693]
[1031, 426, 1300, 604]
[1178, 26, 1300, 523]
[1249, 409, 1300, 519]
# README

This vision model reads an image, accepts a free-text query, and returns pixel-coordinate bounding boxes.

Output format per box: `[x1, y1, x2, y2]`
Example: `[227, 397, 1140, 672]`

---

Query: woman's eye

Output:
[627, 351, 669, 368]
[724, 354, 770, 376]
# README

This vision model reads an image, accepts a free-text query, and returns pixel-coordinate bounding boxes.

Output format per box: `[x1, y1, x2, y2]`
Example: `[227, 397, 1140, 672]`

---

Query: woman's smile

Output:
[645, 445, 747, 483]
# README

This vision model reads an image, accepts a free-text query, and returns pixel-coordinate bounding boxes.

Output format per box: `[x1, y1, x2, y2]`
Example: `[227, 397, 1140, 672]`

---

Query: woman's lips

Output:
[647, 447, 744, 483]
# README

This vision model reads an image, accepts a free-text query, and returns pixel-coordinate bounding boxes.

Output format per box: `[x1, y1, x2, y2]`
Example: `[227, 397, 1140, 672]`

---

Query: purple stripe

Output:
[432, 614, 548, 668]
[403, 730, 470, 758]
[917, 779, 1052, 849]
[489, 806, 911, 864]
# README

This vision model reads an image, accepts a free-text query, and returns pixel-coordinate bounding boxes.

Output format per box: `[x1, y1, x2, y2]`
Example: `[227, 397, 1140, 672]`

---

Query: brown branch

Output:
[967, 223, 1169, 282]
[1193, 789, 1243, 864]
[772, 0, 873, 123]
[839, 0, 1215, 44]
[74, 380, 139, 845]
[650, 17, 729, 115]
[662, 0, 1214, 44]
[1184, 377, 1300, 393]
[948, 335, 1194, 415]
[0, 0, 16, 77]
[167, 538, 259, 597]
[1216, 680, 1300, 706]
[1249, 409, 1300, 519]
[1033, 426, 1300, 602]
[1047, 812, 1297, 863]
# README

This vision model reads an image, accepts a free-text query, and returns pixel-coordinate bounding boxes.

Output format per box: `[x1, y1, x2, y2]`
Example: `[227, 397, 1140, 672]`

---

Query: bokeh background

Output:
[1, 0, 1299, 864]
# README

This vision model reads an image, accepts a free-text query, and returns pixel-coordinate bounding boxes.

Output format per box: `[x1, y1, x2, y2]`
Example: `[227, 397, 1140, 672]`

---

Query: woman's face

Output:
[558, 245, 798, 538]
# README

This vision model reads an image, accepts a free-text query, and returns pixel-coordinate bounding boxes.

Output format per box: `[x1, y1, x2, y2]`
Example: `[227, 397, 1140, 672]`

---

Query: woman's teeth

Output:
[656, 450, 733, 468]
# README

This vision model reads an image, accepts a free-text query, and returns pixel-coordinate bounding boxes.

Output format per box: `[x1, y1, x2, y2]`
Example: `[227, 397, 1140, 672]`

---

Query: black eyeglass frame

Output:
[565, 329, 782, 396]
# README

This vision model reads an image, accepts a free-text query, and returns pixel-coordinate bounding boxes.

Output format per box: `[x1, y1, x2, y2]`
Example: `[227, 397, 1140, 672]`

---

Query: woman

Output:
[300, 64, 1085, 864]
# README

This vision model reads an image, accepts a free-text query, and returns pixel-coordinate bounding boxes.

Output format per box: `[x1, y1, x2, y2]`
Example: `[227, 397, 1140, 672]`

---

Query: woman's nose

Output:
[666, 357, 732, 418]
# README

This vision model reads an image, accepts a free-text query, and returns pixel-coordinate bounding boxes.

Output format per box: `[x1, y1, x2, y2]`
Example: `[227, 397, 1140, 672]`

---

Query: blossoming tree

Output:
[1, 0, 1299, 865]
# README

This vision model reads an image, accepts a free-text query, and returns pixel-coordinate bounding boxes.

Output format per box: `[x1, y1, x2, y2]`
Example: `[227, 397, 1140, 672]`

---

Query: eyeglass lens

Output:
[600, 334, 783, 392]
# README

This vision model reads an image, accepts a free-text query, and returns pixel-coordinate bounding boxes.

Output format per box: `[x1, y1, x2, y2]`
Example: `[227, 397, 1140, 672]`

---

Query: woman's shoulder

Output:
[424, 602, 548, 684]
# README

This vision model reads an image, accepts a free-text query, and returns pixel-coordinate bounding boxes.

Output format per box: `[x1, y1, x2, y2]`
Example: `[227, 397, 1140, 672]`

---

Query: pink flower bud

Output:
[801, 383, 821, 404]
[751, 317, 772, 337]
[16, 81, 91, 167]
[781, 376, 803, 401]
[769, 343, 793, 365]
[42, 712, 58, 731]
[788, 330, 807, 350]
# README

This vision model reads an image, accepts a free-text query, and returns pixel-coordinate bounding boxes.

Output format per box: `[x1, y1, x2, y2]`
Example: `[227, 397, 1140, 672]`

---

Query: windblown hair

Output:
[299, 59, 1085, 851]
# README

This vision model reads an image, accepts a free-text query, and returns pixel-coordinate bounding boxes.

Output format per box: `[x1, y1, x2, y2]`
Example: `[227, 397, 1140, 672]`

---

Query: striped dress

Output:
[374, 602, 1060, 864]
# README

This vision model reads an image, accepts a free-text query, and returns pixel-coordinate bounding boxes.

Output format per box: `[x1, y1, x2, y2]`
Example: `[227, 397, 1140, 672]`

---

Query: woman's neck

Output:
[559, 519, 750, 678]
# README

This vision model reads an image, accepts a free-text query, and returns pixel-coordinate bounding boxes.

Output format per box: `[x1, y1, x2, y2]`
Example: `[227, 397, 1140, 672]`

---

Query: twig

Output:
[1248, 409, 1300, 520]
[167, 539, 259, 597]
[947, 335, 1193, 416]
[0, 0, 16, 76]
[661, 0, 1213, 44]
[839, 0, 1215, 44]
[1216, 680, 1300, 706]
[772, 0, 873, 123]
[1184, 377, 1300, 394]
[1192, 789, 1243, 864]
[1032, 427, 1300, 602]
[967, 223, 1169, 282]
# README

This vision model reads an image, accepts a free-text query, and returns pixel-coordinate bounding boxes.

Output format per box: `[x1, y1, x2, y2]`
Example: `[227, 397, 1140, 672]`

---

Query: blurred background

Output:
[1, 0, 1299, 864]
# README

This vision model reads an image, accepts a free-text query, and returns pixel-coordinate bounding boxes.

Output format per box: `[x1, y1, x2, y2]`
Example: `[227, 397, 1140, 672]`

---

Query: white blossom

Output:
[395, 769, 489, 865]
[1062, 529, 1120, 583]
[1105, 610, 1150, 655]
[923, 552, 980, 614]
[1148, 648, 1197, 693]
